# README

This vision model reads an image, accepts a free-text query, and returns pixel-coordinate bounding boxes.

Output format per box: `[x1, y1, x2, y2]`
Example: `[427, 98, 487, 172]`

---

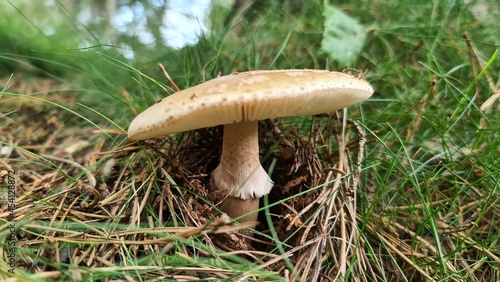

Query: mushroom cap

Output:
[128, 69, 373, 140]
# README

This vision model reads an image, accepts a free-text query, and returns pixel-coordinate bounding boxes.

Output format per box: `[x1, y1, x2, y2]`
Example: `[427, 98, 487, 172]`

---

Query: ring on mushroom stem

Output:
[128, 69, 374, 228]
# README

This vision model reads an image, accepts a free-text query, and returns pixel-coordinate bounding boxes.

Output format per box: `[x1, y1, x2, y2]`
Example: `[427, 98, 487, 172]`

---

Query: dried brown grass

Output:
[1, 76, 499, 281]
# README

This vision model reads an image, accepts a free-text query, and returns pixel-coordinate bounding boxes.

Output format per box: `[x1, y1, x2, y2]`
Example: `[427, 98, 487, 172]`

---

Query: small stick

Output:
[406, 79, 437, 145]
[346, 119, 366, 193]
[462, 32, 497, 93]
[463, 32, 500, 119]
[158, 63, 181, 92]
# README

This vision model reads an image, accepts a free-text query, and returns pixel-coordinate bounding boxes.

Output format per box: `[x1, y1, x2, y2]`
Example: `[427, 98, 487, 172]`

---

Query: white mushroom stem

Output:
[211, 120, 273, 222]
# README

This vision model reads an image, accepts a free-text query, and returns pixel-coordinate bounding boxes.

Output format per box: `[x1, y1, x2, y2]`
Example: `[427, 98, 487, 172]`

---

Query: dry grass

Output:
[1, 49, 499, 281]
[2, 0, 500, 280]
[0, 75, 381, 281]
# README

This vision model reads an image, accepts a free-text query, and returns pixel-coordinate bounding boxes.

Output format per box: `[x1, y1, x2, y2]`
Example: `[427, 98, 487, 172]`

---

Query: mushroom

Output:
[128, 70, 373, 224]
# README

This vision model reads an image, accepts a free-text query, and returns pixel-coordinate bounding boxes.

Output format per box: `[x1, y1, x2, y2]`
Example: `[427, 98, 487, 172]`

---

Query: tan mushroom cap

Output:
[128, 69, 374, 140]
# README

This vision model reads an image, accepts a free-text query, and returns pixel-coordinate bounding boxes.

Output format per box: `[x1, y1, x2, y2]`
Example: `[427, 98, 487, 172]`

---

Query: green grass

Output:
[0, 0, 499, 281]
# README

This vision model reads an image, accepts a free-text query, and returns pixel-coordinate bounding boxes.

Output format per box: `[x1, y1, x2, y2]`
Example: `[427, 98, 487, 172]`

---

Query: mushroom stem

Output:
[211, 120, 273, 222]
[223, 196, 260, 223]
